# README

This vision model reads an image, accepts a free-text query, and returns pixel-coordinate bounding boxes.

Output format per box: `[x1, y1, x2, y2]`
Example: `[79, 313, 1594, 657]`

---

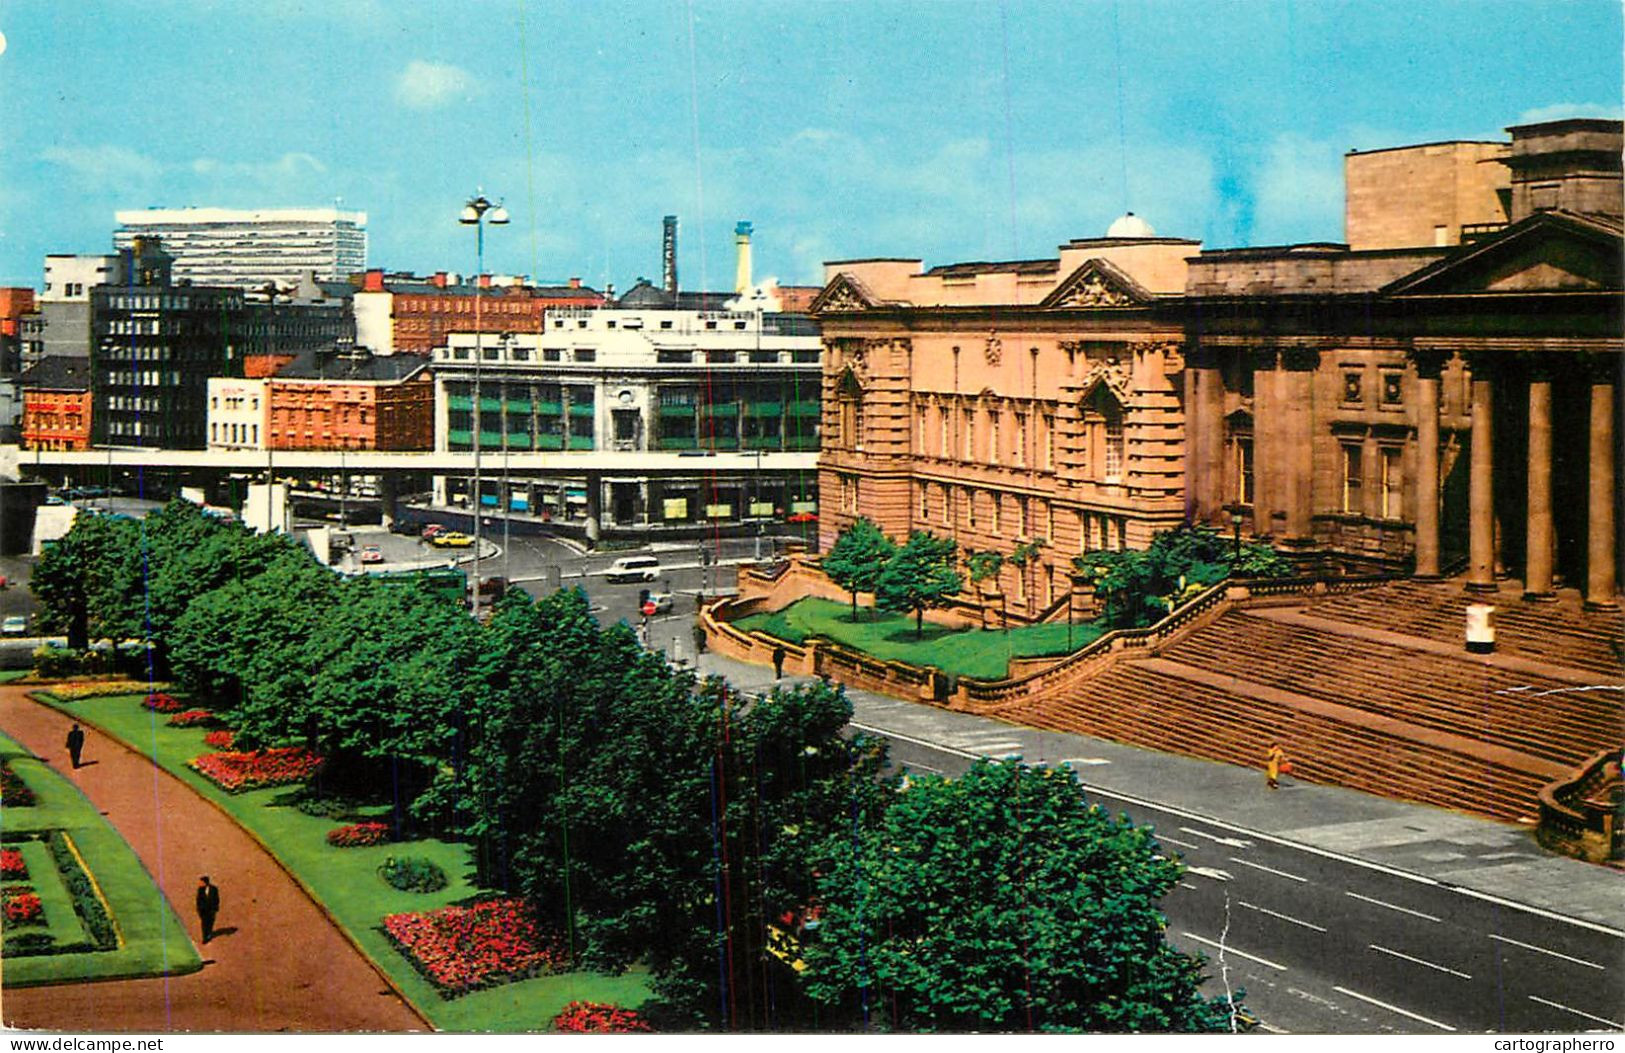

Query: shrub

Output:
[293, 793, 362, 819]
[0, 763, 36, 807]
[203, 729, 235, 750]
[326, 821, 391, 848]
[551, 1002, 654, 1033]
[43, 680, 163, 701]
[143, 692, 184, 713]
[379, 856, 448, 894]
[47, 832, 116, 950]
[168, 709, 219, 728]
[31, 645, 81, 679]
[2, 930, 56, 957]
[0, 849, 26, 880]
[189, 747, 322, 793]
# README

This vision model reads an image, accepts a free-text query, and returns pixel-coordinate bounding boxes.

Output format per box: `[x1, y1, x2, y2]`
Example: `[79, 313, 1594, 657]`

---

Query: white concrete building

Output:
[206, 377, 269, 451]
[114, 208, 367, 291]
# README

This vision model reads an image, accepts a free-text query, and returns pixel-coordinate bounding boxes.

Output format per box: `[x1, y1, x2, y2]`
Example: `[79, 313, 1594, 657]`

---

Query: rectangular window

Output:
[1381, 447, 1403, 519]
[919, 482, 930, 519]
[1014, 414, 1027, 466]
[1103, 416, 1124, 482]
[1341, 444, 1364, 514]
[1343, 372, 1363, 404]
[1079, 510, 1089, 553]
[963, 409, 975, 461]
[990, 493, 1001, 535]
[967, 488, 978, 529]
[939, 406, 951, 458]
[1043, 414, 1055, 469]
[917, 404, 928, 454]
[1018, 497, 1029, 537]
[988, 412, 1001, 466]
[1237, 437, 1255, 505]
[1381, 372, 1404, 406]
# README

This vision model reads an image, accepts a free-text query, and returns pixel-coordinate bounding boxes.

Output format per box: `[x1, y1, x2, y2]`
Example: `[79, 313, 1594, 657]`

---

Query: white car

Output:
[605, 556, 660, 584]
[646, 592, 675, 614]
[2, 615, 29, 636]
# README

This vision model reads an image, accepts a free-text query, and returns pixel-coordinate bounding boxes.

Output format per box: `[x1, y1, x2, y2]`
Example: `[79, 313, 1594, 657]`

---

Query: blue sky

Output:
[0, 0, 1619, 290]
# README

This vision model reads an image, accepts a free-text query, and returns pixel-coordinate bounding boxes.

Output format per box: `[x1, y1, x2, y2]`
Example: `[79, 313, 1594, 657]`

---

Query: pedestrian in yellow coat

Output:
[1265, 742, 1286, 790]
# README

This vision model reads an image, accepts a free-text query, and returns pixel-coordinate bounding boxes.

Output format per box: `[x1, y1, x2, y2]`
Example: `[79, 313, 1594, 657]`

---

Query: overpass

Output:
[7, 446, 818, 476]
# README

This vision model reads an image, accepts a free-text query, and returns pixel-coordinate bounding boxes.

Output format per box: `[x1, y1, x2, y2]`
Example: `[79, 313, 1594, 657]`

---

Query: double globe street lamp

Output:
[460, 192, 509, 621]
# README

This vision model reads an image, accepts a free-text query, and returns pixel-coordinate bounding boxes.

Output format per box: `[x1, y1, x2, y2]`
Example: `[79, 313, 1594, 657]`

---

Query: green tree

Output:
[821, 517, 896, 622]
[875, 531, 963, 639]
[31, 513, 143, 650]
[1073, 526, 1290, 630]
[802, 759, 1243, 1033]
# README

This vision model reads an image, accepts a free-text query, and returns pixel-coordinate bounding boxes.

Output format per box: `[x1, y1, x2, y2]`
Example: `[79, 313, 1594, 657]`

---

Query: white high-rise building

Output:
[113, 207, 367, 291]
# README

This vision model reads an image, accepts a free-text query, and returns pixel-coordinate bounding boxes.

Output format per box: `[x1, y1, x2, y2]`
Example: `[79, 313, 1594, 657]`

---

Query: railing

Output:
[1536, 747, 1623, 863]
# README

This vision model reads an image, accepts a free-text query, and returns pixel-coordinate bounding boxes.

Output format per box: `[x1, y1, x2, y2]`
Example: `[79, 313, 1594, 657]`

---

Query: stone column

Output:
[1524, 363, 1555, 599]
[1466, 356, 1497, 593]
[1281, 348, 1319, 541]
[1184, 346, 1224, 525]
[1249, 348, 1279, 534]
[379, 472, 399, 532]
[1410, 349, 1446, 578]
[1586, 366, 1618, 609]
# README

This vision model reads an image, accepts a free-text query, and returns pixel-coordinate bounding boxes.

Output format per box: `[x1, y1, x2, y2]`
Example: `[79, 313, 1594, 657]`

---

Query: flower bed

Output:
[326, 821, 391, 848]
[381, 898, 564, 998]
[2, 889, 43, 925]
[169, 709, 219, 728]
[551, 1001, 654, 1033]
[0, 763, 36, 807]
[203, 729, 236, 750]
[0, 849, 27, 880]
[43, 680, 163, 702]
[188, 747, 322, 793]
[143, 692, 184, 713]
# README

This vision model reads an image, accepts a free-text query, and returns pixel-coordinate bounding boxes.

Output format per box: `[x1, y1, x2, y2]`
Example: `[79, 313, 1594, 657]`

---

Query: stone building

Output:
[812, 217, 1198, 616]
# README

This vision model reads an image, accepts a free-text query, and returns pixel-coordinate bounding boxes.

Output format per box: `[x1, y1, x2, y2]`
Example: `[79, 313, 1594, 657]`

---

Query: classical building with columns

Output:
[812, 219, 1198, 617]
[1184, 118, 1622, 607]
[815, 116, 1621, 611]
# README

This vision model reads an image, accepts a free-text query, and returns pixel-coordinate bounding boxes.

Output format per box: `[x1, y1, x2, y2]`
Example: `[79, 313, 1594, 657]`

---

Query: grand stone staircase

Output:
[996, 579, 1622, 824]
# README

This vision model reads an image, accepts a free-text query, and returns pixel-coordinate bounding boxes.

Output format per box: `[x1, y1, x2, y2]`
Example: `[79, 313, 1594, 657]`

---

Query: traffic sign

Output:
[641, 600, 658, 617]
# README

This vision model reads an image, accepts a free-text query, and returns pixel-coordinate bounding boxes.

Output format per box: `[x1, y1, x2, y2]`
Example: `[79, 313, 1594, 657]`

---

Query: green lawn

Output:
[734, 597, 1104, 681]
[32, 692, 651, 1031]
[0, 728, 202, 987]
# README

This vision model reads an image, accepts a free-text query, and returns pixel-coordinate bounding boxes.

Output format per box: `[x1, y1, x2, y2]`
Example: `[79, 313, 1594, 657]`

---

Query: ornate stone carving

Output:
[984, 333, 1003, 365]
[1052, 272, 1134, 308]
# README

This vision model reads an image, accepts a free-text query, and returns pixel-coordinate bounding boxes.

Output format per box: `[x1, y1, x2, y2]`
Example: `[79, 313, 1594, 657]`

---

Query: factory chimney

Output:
[662, 215, 678, 300]
[734, 220, 753, 295]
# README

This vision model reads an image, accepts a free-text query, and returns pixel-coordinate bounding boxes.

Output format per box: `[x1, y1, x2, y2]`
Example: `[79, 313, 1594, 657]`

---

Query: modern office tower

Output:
[113, 207, 367, 291]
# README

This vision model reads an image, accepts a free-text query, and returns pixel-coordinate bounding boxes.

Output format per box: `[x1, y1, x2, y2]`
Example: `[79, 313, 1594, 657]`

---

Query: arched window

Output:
[1081, 387, 1127, 484]
[837, 369, 865, 451]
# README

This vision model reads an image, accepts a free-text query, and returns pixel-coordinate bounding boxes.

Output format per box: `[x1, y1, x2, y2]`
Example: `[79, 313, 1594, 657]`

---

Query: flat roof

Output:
[115, 207, 368, 226]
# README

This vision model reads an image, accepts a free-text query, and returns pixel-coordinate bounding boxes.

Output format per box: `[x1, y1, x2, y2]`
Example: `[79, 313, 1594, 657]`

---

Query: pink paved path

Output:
[0, 686, 427, 1032]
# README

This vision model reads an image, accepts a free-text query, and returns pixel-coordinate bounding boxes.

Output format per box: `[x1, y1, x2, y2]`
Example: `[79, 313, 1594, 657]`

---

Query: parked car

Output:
[786, 511, 818, 523]
[360, 545, 384, 564]
[605, 556, 661, 584]
[421, 523, 448, 541]
[431, 531, 475, 548]
[2, 615, 28, 636]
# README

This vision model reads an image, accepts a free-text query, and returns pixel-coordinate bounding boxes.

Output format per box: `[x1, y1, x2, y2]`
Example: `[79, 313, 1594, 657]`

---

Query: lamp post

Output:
[460, 191, 509, 621]
[1223, 502, 1246, 565]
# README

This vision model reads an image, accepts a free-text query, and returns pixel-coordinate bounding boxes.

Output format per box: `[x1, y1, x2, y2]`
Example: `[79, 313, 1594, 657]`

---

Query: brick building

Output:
[350, 270, 604, 355]
[207, 347, 433, 451]
[21, 356, 94, 450]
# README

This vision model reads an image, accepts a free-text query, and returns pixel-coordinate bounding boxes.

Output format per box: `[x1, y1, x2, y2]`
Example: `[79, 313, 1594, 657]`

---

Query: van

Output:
[605, 556, 660, 584]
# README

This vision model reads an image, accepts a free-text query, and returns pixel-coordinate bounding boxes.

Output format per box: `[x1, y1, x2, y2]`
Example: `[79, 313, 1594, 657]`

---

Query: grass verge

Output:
[32, 692, 650, 1031]
[734, 596, 1104, 680]
[0, 728, 201, 987]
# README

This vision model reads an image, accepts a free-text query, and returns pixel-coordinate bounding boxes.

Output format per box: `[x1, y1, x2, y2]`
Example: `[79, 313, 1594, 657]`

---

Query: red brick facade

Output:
[24, 388, 93, 451]
[267, 373, 433, 451]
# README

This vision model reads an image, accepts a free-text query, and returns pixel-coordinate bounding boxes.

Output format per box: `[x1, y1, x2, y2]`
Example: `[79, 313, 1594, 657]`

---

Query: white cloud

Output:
[1247, 134, 1346, 246]
[41, 144, 162, 187]
[394, 60, 478, 110]
[1516, 102, 1623, 124]
[190, 152, 328, 180]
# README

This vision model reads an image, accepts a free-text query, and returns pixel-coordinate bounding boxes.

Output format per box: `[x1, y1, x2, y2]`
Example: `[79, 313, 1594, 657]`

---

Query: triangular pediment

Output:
[1385, 210, 1623, 297]
[1041, 258, 1153, 309]
[811, 272, 880, 313]
[837, 367, 864, 397]
[1077, 364, 1130, 407]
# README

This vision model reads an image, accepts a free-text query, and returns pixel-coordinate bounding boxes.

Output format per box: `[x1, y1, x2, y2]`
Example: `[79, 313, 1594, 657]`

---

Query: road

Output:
[875, 731, 1625, 1035]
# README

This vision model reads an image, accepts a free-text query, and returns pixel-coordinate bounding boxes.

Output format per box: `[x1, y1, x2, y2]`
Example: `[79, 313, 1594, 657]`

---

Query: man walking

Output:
[65, 723, 85, 769]
[196, 875, 221, 944]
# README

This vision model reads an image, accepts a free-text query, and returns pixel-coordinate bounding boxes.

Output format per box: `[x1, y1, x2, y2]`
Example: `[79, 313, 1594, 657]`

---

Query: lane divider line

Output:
[1228, 856, 1308, 883]
[1488, 933, 1606, 971]
[1527, 995, 1621, 1029]
[1369, 943, 1472, 980]
[1179, 931, 1288, 972]
[1239, 900, 1327, 933]
[1344, 891, 1441, 923]
[1178, 825, 1253, 849]
[1332, 986, 1455, 1031]
[1158, 834, 1201, 851]
[850, 720, 1625, 939]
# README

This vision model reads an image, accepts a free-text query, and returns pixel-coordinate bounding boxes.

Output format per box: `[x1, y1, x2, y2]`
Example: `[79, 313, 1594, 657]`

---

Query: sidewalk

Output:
[0, 687, 426, 1032]
[695, 650, 1625, 934]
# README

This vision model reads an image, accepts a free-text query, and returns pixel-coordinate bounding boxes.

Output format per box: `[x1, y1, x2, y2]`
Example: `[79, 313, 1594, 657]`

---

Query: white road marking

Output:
[1187, 866, 1234, 882]
[903, 760, 943, 774]
[1228, 856, 1307, 883]
[1179, 826, 1253, 849]
[1332, 986, 1455, 1031]
[962, 741, 1025, 754]
[1060, 757, 1111, 766]
[1179, 882, 1200, 891]
[1527, 995, 1622, 1029]
[1344, 891, 1441, 923]
[1158, 834, 1201, 850]
[1240, 901, 1326, 933]
[847, 721, 1625, 939]
[1488, 933, 1606, 971]
[1369, 944, 1472, 980]
[1179, 931, 1287, 971]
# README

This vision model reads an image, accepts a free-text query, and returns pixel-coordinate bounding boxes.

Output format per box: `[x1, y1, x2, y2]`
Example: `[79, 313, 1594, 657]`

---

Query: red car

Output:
[420, 524, 448, 541]
[360, 545, 384, 564]
[786, 512, 818, 524]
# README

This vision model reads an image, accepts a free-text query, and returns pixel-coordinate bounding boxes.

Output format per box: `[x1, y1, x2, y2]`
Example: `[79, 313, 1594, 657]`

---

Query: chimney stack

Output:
[477, 274, 492, 289]
[734, 220, 753, 295]
[363, 269, 386, 292]
[662, 215, 679, 299]
[431, 271, 448, 288]
[569, 276, 582, 289]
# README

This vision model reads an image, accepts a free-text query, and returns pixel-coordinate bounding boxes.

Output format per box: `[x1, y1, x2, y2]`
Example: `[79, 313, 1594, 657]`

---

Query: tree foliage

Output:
[802, 759, 1243, 1033]
[31, 513, 143, 650]
[1072, 526, 1291, 629]
[875, 531, 963, 638]
[821, 517, 896, 621]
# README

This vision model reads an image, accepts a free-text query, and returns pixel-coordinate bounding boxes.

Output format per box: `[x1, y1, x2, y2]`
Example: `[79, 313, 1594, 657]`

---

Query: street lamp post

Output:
[1223, 502, 1246, 565]
[460, 192, 509, 621]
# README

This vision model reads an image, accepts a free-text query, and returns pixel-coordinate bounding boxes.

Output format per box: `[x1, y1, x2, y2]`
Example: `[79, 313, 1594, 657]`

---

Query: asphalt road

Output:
[876, 733, 1625, 1035]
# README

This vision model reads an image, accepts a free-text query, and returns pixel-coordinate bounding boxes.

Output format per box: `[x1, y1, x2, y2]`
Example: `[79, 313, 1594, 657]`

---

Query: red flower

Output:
[0, 849, 27, 880]
[2, 890, 43, 924]
[326, 821, 391, 848]
[203, 729, 235, 749]
[143, 692, 184, 713]
[168, 709, 219, 728]
[381, 898, 565, 997]
[0, 763, 35, 807]
[551, 1001, 653, 1033]
[188, 747, 322, 793]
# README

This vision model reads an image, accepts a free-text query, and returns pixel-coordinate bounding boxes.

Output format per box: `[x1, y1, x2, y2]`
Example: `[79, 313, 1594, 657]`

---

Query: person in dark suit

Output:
[65, 724, 85, 769]
[196, 875, 221, 943]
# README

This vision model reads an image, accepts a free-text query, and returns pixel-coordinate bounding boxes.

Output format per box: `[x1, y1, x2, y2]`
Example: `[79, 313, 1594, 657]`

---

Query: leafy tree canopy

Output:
[803, 759, 1242, 1033]
[875, 531, 963, 638]
[1072, 526, 1291, 629]
[821, 517, 897, 621]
